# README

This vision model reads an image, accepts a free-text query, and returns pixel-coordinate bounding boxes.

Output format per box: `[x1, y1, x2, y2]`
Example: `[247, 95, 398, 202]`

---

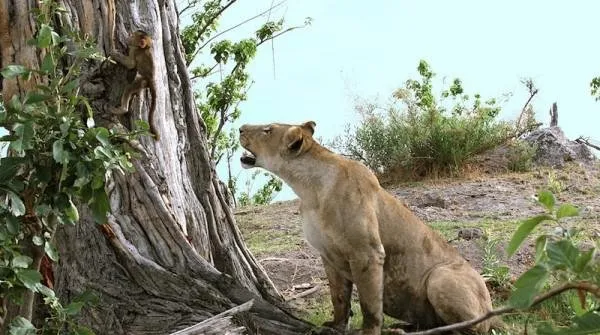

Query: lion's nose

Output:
[239, 125, 249, 134]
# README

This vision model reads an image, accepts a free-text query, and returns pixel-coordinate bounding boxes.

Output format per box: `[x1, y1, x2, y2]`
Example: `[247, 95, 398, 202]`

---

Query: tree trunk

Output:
[0, 1, 314, 334]
[549, 102, 558, 127]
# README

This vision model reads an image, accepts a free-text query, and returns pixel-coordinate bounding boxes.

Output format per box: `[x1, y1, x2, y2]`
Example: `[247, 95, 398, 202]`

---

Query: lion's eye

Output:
[262, 127, 271, 134]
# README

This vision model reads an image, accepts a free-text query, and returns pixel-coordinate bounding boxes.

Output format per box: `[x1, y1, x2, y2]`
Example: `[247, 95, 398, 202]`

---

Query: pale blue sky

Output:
[202, 1, 600, 202]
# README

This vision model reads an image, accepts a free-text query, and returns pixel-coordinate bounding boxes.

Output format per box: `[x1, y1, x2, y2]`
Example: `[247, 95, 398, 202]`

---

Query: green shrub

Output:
[334, 60, 514, 179]
[505, 190, 600, 334]
[237, 171, 282, 206]
[507, 141, 537, 172]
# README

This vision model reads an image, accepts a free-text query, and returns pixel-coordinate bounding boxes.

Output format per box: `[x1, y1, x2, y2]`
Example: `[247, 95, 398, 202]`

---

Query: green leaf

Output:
[94, 146, 113, 159]
[37, 285, 55, 298]
[90, 190, 110, 224]
[7, 216, 20, 234]
[61, 79, 79, 94]
[64, 301, 84, 315]
[24, 92, 50, 104]
[507, 215, 552, 256]
[10, 122, 34, 152]
[535, 235, 548, 263]
[37, 24, 53, 48]
[10, 122, 34, 153]
[1, 65, 30, 79]
[538, 190, 556, 212]
[509, 264, 549, 308]
[538, 311, 600, 334]
[32, 235, 44, 246]
[12, 255, 33, 268]
[8, 316, 37, 335]
[95, 127, 110, 146]
[53, 139, 66, 163]
[8, 191, 26, 216]
[547, 240, 579, 270]
[574, 248, 595, 273]
[556, 203, 579, 219]
[0, 157, 25, 180]
[6, 94, 23, 113]
[15, 269, 42, 291]
[44, 241, 59, 262]
[64, 199, 79, 223]
[40, 53, 55, 73]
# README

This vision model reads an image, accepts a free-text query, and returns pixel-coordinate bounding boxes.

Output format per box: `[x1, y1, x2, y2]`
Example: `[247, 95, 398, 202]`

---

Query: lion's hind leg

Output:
[426, 264, 494, 334]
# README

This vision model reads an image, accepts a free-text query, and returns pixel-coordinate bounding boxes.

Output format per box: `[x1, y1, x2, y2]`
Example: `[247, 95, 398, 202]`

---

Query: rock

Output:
[415, 191, 451, 208]
[457, 227, 485, 240]
[522, 127, 595, 168]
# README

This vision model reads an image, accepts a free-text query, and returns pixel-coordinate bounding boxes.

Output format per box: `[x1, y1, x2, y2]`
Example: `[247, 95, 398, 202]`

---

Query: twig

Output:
[259, 257, 295, 263]
[177, 0, 198, 17]
[193, 0, 287, 60]
[576, 136, 600, 151]
[516, 78, 539, 131]
[286, 285, 322, 301]
[395, 281, 600, 335]
[186, 0, 240, 65]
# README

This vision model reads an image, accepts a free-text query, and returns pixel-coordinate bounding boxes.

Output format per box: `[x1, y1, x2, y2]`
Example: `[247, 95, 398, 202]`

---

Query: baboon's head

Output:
[239, 121, 317, 172]
[129, 30, 152, 49]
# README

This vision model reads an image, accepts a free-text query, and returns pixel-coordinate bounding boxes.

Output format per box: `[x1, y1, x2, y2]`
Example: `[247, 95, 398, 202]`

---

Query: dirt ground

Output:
[234, 161, 600, 324]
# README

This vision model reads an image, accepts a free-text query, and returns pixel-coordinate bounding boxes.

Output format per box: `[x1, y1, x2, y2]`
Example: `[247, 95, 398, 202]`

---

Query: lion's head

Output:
[239, 121, 317, 171]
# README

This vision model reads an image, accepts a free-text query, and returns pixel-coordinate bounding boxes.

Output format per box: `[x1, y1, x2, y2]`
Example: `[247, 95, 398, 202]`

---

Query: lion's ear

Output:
[301, 121, 316, 135]
[284, 127, 304, 154]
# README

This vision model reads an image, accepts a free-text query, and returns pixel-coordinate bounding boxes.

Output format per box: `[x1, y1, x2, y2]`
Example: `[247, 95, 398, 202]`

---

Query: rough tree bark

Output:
[0, 0, 314, 334]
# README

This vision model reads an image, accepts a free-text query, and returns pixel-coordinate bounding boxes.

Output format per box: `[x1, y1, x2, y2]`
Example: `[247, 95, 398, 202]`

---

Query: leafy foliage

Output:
[506, 191, 600, 334]
[237, 171, 283, 206]
[590, 76, 600, 101]
[333, 60, 515, 179]
[506, 140, 537, 172]
[1, 1, 134, 332]
[480, 239, 511, 290]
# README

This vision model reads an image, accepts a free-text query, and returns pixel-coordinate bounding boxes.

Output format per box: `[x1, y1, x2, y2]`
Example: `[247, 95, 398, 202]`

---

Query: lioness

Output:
[239, 121, 497, 334]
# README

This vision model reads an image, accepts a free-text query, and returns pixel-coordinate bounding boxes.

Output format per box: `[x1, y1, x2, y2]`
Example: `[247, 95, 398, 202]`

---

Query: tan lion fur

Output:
[239, 121, 499, 334]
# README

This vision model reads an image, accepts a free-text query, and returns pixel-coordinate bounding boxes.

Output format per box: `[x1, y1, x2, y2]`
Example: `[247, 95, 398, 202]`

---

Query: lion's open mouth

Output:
[240, 151, 256, 167]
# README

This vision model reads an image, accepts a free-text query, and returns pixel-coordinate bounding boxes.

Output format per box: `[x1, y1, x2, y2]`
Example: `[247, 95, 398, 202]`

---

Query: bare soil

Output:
[234, 162, 600, 322]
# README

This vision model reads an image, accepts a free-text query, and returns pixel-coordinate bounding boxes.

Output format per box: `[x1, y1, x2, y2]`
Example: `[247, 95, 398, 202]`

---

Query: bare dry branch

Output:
[286, 285, 322, 301]
[576, 136, 600, 151]
[516, 78, 539, 131]
[169, 300, 254, 335]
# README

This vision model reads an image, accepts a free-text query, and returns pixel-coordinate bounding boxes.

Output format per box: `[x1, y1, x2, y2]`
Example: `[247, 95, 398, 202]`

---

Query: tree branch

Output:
[256, 24, 306, 47]
[286, 285, 321, 301]
[189, 0, 287, 65]
[516, 79, 539, 131]
[185, 0, 240, 66]
[392, 282, 600, 335]
[176, 0, 196, 17]
[575, 136, 600, 151]
[169, 300, 254, 335]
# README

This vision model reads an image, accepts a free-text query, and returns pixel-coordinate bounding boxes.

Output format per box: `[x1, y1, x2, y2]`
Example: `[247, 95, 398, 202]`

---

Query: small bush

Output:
[334, 60, 514, 179]
[237, 171, 283, 206]
[507, 141, 537, 172]
[546, 171, 565, 194]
